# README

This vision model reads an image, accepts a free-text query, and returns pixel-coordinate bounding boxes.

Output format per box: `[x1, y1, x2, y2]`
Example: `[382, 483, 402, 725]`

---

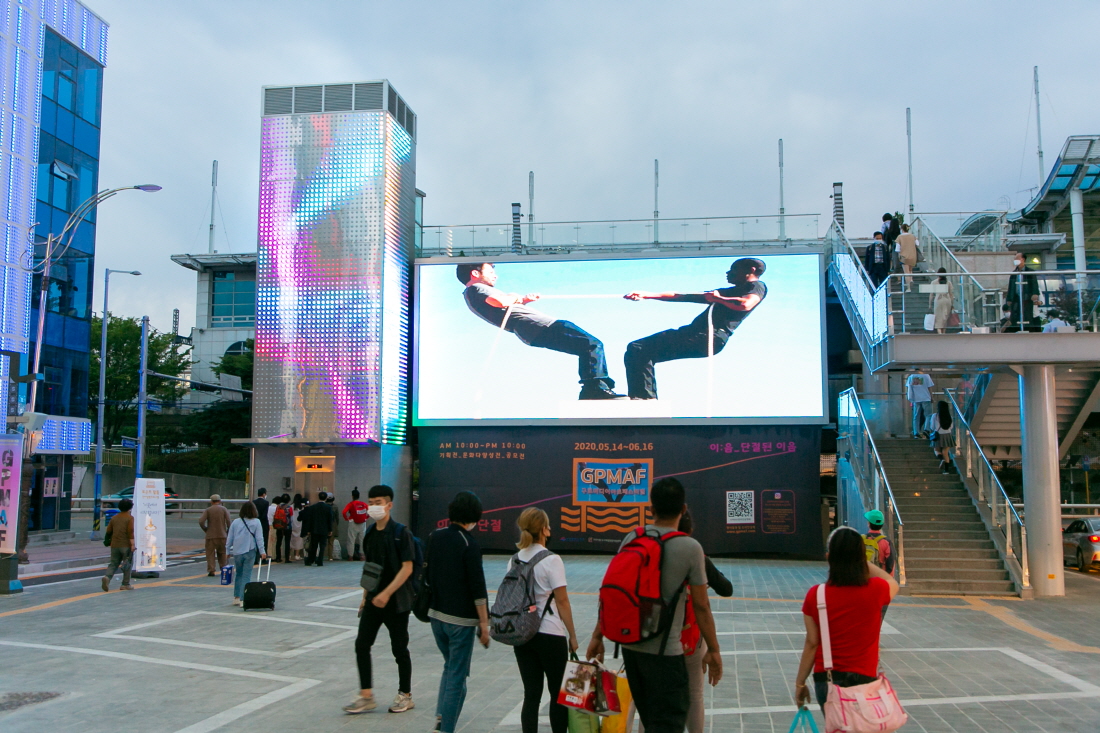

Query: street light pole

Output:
[135, 316, 149, 479]
[92, 268, 140, 539]
[28, 184, 161, 414]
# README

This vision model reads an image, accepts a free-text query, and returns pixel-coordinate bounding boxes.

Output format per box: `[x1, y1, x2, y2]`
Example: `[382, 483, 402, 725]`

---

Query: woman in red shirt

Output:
[793, 526, 900, 709]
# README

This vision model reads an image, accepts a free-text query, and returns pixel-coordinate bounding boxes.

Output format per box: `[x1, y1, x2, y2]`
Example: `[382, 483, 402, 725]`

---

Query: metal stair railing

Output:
[911, 217, 1003, 330]
[825, 220, 890, 367]
[837, 388, 905, 587]
[944, 389, 1030, 593]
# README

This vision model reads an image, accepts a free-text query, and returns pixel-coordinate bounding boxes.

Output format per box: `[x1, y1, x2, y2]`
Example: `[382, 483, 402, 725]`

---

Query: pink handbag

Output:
[816, 584, 908, 732]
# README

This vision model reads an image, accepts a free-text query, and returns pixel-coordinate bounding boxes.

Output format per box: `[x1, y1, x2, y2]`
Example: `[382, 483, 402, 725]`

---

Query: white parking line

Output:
[307, 589, 361, 610]
[0, 640, 320, 733]
[93, 610, 358, 658]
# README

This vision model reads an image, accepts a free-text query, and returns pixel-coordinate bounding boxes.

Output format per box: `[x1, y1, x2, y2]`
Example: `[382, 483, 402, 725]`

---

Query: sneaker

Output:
[434, 715, 442, 732]
[101, 577, 110, 592]
[120, 584, 134, 591]
[389, 692, 414, 713]
[578, 386, 626, 400]
[343, 695, 377, 714]
[233, 598, 242, 606]
[208, 572, 216, 577]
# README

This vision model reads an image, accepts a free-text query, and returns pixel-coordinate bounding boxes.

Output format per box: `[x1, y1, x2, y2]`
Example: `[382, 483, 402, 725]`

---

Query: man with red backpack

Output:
[586, 478, 723, 733]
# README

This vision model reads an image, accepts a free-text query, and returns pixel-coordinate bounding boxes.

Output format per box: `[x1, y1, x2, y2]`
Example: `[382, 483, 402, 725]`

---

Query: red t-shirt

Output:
[801, 578, 891, 678]
[343, 500, 369, 524]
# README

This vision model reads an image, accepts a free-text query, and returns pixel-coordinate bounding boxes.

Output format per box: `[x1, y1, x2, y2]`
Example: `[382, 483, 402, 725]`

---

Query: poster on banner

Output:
[133, 478, 167, 571]
[0, 433, 23, 553]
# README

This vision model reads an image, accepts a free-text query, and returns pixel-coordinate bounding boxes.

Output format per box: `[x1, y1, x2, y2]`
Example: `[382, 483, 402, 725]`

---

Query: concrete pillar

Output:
[1019, 365, 1064, 597]
[1070, 187, 1087, 273]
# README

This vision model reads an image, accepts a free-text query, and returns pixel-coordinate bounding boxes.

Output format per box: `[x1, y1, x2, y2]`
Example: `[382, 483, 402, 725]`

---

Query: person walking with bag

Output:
[927, 400, 957, 474]
[272, 495, 292, 562]
[198, 494, 231, 577]
[502, 508, 579, 733]
[101, 498, 135, 592]
[343, 485, 416, 715]
[426, 491, 491, 733]
[793, 526, 902, 726]
[226, 501, 267, 607]
[343, 487, 369, 560]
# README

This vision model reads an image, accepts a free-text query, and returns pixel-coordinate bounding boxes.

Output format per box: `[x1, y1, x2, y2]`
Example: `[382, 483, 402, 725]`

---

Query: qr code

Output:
[726, 491, 754, 525]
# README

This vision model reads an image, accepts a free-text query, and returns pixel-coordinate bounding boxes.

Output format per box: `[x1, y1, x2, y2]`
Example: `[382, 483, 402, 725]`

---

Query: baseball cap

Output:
[864, 509, 884, 526]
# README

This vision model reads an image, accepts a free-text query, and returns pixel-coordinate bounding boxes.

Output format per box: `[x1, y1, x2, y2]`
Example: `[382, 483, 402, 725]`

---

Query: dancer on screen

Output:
[622, 258, 767, 400]
[457, 263, 624, 400]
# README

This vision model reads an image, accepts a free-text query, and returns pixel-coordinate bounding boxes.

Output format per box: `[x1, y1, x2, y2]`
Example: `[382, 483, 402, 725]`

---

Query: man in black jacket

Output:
[299, 492, 334, 566]
[253, 488, 270, 552]
[863, 232, 890, 289]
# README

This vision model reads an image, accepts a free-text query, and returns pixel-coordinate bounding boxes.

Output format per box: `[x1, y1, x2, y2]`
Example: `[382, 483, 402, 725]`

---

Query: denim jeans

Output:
[232, 550, 257, 598]
[911, 401, 931, 436]
[431, 619, 476, 733]
[624, 325, 726, 399]
[529, 320, 613, 389]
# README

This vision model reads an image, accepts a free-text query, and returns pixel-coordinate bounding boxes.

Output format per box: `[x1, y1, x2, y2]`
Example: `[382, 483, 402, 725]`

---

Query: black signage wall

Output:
[418, 426, 822, 557]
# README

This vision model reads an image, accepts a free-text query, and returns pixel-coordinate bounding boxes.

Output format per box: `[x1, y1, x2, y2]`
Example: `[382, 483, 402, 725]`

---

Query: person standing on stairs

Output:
[926, 400, 956, 473]
[905, 368, 934, 439]
[863, 232, 891, 289]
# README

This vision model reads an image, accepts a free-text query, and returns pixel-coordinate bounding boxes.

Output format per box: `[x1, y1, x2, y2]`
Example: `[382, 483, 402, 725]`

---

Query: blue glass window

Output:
[73, 118, 99, 157]
[55, 107, 75, 144]
[79, 67, 99, 124]
[1082, 176, 1097, 190]
[1050, 177, 1072, 191]
[1058, 164, 1079, 176]
[56, 75, 73, 110]
[37, 164, 51, 203]
[211, 272, 256, 327]
[50, 175, 70, 210]
[40, 98, 56, 136]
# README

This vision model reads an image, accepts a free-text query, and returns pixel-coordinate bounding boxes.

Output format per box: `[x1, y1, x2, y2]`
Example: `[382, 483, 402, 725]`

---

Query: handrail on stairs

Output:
[943, 389, 1031, 593]
[836, 388, 905, 588]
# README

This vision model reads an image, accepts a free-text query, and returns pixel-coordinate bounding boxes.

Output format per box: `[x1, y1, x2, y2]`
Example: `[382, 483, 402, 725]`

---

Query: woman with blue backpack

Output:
[492, 508, 578, 733]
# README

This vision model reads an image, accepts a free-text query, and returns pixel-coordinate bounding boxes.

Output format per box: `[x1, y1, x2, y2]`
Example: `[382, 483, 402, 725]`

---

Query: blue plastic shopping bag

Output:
[220, 564, 233, 585]
[789, 707, 820, 733]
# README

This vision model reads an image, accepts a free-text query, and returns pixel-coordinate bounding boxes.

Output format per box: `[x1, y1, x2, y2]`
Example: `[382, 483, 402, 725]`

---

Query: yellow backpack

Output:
[863, 533, 883, 567]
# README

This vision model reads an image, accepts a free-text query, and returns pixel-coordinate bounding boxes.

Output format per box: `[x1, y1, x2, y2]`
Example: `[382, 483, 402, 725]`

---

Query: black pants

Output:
[305, 533, 325, 565]
[812, 670, 878, 709]
[622, 648, 689, 733]
[514, 633, 569, 733]
[624, 326, 726, 399]
[530, 320, 613, 389]
[260, 523, 269, 551]
[867, 265, 889, 289]
[275, 528, 291, 562]
[356, 601, 412, 693]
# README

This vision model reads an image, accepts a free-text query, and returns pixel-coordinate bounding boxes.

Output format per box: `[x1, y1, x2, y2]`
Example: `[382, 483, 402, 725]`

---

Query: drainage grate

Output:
[0, 692, 63, 712]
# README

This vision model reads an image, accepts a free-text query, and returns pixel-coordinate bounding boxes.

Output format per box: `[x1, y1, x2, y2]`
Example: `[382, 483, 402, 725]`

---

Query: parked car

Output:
[1062, 518, 1100, 572]
[101, 486, 180, 514]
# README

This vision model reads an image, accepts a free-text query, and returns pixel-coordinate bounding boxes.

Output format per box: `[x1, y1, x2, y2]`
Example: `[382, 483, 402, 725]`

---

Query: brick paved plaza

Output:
[3, 555, 1100, 732]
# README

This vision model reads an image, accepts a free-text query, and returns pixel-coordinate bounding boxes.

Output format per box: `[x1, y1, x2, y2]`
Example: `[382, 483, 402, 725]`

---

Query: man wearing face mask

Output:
[344, 485, 417, 716]
[1004, 252, 1041, 332]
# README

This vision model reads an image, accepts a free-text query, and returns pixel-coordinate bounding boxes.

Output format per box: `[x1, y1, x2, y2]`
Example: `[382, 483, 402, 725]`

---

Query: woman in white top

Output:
[226, 501, 266, 606]
[930, 267, 955, 333]
[510, 508, 578, 733]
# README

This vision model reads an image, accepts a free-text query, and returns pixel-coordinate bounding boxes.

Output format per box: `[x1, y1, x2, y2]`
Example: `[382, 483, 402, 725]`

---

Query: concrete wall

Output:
[75, 464, 246, 500]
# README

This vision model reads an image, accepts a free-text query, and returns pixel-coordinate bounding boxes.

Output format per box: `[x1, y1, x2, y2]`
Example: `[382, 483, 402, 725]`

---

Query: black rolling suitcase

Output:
[242, 557, 276, 611]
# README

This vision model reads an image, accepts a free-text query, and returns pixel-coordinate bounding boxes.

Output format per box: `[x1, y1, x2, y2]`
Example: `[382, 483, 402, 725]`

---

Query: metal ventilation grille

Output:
[264, 87, 293, 115]
[408, 113, 415, 138]
[294, 86, 323, 113]
[324, 84, 353, 112]
[1065, 139, 1091, 160]
[388, 87, 397, 116]
[354, 83, 384, 110]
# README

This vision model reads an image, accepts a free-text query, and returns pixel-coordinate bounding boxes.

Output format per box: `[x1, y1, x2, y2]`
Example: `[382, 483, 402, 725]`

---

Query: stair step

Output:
[905, 579, 1017, 595]
[904, 558, 1004, 569]
[906, 568, 1010, 581]
[905, 530, 991, 540]
[904, 521, 986, 532]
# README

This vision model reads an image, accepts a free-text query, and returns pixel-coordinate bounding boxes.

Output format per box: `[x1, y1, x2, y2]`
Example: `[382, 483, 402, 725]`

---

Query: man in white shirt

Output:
[905, 369, 934, 438]
[1042, 310, 1071, 333]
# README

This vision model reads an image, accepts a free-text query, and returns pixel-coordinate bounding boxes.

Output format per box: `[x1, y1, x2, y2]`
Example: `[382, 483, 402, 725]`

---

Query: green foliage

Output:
[211, 338, 254, 391]
[89, 315, 190, 446]
[181, 401, 252, 448]
[145, 447, 249, 482]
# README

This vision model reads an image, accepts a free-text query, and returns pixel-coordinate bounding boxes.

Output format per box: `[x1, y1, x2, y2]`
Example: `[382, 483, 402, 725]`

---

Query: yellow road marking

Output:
[964, 598, 1100, 654]
[0, 574, 208, 618]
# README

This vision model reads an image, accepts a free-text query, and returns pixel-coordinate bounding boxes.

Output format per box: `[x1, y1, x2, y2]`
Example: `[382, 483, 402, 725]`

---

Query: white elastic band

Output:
[706, 304, 715, 419]
[816, 583, 833, 671]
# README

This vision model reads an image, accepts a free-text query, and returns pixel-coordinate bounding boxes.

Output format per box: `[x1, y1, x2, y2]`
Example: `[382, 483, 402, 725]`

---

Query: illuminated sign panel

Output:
[414, 253, 825, 425]
[254, 86, 414, 444]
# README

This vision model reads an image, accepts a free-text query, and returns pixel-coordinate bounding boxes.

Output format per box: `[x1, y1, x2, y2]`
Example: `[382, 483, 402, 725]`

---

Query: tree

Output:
[88, 314, 190, 446]
[211, 337, 253, 391]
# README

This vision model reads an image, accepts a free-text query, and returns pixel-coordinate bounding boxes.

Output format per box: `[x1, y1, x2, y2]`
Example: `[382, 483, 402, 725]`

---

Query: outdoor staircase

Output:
[971, 368, 1100, 460]
[877, 438, 1015, 596]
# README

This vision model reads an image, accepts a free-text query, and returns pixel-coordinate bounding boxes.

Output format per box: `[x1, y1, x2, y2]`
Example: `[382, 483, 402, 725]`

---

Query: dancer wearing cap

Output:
[622, 258, 767, 400]
[457, 263, 623, 400]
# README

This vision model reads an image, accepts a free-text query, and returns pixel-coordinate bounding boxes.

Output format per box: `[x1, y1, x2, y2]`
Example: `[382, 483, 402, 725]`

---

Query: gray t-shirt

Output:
[618, 525, 706, 656]
[463, 283, 556, 345]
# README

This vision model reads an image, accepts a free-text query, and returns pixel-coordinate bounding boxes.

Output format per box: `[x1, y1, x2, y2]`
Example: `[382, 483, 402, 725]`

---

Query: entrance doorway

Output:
[293, 456, 335, 501]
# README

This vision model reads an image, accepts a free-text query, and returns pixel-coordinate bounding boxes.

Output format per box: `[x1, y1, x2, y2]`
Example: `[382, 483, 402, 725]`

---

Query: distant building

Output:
[0, 0, 106, 532]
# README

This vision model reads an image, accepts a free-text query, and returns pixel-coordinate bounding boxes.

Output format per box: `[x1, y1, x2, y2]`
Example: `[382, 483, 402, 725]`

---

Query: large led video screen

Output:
[414, 253, 825, 425]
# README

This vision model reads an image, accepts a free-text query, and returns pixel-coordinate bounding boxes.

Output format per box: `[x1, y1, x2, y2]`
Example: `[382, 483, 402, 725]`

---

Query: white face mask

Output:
[367, 505, 387, 520]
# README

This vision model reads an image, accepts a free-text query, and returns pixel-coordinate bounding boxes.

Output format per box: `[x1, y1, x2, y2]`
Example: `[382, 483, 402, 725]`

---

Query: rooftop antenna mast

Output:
[653, 159, 659, 244]
[906, 108, 915, 214]
[1034, 66, 1045, 188]
[778, 139, 786, 239]
[528, 171, 535, 247]
[208, 160, 218, 254]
